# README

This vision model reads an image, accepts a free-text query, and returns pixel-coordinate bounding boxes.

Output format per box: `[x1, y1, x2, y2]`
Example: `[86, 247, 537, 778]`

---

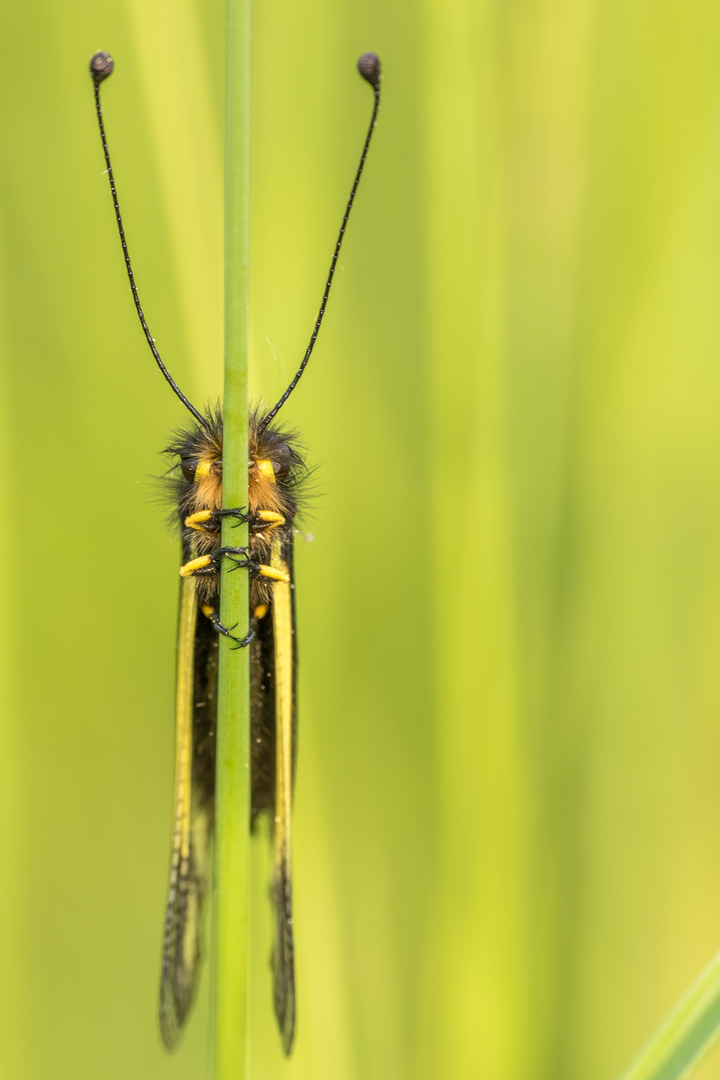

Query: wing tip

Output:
[275, 980, 296, 1056]
[159, 957, 195, 1053]
[159, 994, 182, 1053]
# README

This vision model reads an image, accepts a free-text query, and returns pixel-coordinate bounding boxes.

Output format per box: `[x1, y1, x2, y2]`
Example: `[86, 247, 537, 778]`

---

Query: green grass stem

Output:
[212, 0, 251, 1076]
[617, 951, 720, 1080]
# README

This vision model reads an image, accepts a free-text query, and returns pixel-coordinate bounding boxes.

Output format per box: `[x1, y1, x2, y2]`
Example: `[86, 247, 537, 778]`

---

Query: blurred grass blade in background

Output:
[617, 950, 720, 1080]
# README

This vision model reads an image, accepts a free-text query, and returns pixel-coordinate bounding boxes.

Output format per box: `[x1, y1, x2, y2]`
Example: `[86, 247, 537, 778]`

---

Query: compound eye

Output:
[183, 456, 220, 483]
[272, 442, 292, 482]
[180, 457, 197, 482]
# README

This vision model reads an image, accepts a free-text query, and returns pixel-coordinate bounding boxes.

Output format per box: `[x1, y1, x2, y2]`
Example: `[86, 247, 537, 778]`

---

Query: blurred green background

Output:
[3, 1, 720, 1078]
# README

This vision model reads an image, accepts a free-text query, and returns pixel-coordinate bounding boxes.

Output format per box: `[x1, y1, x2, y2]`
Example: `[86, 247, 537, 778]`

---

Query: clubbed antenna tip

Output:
[90, 51, 114, 84]
[357, 52, 381, 88]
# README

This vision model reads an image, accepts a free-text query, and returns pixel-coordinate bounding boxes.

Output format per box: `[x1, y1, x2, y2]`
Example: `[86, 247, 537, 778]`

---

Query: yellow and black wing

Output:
[159, 574, 217, 1050]
[250, 532, 297, 1055]
[271, 534, 296, 1054]
[160, 526, 297, 1053]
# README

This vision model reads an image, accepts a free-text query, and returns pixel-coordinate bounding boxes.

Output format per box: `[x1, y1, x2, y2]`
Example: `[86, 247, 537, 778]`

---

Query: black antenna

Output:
[258, 52, 382, 434]
[89, 52, 211, 432]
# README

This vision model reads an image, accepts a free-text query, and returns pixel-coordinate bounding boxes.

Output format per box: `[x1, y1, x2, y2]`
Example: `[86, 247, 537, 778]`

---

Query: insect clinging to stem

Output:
[88, 47, 381, 1055]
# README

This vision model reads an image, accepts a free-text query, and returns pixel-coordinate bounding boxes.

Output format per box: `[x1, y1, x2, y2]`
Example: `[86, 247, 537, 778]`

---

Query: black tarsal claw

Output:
[215, 507, 251, 528]
[212, 546, 250, 571]
[230, 629, 254, 650]
[206, 547, 263, 578]
[226, 556, 250, 573]
[206, 612, 254, 649]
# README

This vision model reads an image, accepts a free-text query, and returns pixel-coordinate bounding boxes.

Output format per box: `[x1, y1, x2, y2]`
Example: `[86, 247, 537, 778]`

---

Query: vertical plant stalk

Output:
[213, 0, 251, 1075]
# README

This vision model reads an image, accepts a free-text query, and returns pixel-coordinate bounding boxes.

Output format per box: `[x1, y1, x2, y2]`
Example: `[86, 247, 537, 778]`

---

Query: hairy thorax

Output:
[168, 408, 302, 605]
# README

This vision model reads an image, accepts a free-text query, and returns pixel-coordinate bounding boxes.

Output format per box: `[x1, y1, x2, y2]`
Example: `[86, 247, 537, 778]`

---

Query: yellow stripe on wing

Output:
[271, 533, 296, 1055]
[159, 575, 199, 1050]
